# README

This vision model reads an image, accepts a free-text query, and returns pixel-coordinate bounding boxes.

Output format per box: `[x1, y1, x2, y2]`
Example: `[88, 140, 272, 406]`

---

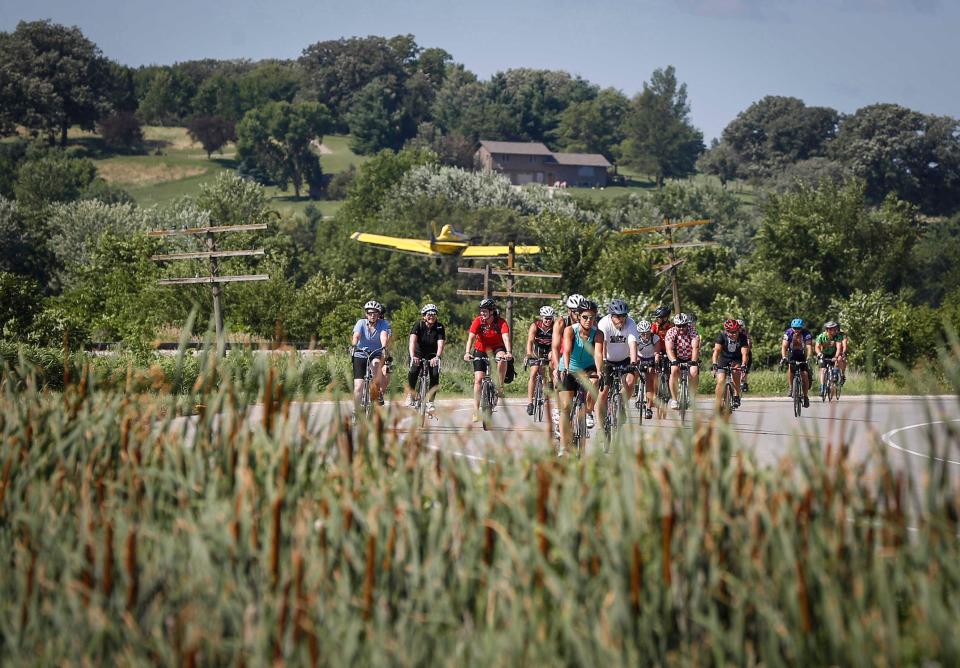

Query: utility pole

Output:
[457, 243, 562, 333]
[149, 222, 270, 343]
[621, 218, 716, 316]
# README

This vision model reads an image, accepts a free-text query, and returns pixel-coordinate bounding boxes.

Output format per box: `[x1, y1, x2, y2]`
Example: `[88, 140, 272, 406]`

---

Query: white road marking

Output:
[880, 419, 960, 466]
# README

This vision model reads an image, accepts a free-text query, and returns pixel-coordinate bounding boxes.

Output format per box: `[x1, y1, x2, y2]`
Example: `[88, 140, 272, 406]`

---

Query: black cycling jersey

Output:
[532, 319, 553, 349]
[410, 320, 445, 357]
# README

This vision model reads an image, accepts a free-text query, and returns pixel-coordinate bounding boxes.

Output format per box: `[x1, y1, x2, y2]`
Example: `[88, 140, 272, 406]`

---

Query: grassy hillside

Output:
[81, 127, 368, 217]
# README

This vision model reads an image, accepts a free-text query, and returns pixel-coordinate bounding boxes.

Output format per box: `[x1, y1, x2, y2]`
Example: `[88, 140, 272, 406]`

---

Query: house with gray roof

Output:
[475, 140, 612, 187]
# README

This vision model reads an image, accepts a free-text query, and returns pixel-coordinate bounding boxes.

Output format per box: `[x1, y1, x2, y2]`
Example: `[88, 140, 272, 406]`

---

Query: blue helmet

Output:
[607, 299, 629, 316]
[790, 318, 805, 329]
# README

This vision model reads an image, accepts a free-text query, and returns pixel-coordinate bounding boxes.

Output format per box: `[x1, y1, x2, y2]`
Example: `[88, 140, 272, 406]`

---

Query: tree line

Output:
[3, 21, 958, 214]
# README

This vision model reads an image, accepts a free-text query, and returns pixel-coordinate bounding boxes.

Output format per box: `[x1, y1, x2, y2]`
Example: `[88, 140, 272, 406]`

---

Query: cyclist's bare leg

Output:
[353, 378, 364, 405]
[733, 366, 742, 394]
[645, 371, 656, 408]
[527, 364, 538, 403]
[472, 370, 484, 411]
[688, 366, 699, 396]
[585, 376, 599, 414]
[371, 358, 385, 402]
[496, 356, 508, 388]
[714, 370, 726, 405]
[669, 366, 680, 401]
[558, 390, 574, 448]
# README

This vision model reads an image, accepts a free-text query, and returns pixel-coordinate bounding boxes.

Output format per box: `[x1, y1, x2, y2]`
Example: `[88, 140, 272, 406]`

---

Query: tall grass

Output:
[1, 343, 958, 665]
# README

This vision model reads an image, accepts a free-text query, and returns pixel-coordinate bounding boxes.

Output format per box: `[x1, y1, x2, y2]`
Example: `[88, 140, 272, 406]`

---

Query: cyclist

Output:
[351, 300, 392, 410]
[525, 305, 555, 416]
[736, 318, 753, 393]
[464, 298, 513, 422]
[635, 319, 663, 420]
[711, 319, 750, 409]
[406, 303, 445, 413]
[650, 305, 674, 392]
[780, 317, 813, 408]
[663, 313, 701, 410]
[597, 299, 639, 425]
[559, 299, 605, 447]
[815, 320, 849, 393]
[551, 294, 583, 423]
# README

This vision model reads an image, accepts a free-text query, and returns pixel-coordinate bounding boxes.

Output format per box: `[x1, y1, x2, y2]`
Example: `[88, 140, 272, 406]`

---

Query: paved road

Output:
[276, 394, 960, 479]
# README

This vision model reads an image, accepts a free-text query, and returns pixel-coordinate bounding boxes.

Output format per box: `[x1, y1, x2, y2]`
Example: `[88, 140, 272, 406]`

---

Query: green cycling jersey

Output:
[816, 331, 846, 357]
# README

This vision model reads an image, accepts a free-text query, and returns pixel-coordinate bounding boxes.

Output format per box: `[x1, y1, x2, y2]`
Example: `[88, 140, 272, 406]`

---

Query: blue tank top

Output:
[568, 324, 597, 372]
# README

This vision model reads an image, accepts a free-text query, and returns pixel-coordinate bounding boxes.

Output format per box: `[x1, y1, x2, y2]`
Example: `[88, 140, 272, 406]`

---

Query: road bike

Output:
[603, 362, 631, 438]
[412, 357, 440, 428]
[526, 356, 550, 423]
[467, 354, 502, 431]
[820, 357, 842, 402]
[633, 363, 654, 424]
[675, 361, 696, 423]
[782, 359, 808, 418]
[715, 364, 737, 415]
[656, 357, 672, 418]
[567, 373, 589, 458]
[354, 346, 387, 419]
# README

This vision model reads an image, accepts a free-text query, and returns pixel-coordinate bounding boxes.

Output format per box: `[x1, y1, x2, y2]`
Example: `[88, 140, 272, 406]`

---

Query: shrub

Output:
[97, 112, 144, 153]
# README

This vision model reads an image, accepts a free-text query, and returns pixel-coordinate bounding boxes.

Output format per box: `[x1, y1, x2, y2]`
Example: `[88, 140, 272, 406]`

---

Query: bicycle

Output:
[565, 372, 589, 458]
[782, 359, 807, 418]
[674, 361, 696, 423]
[602, 363, 630, 439]
[354, 345, 387, 419]
[633, 363, 654, 423]
[467, 354, 502, 431]
[714, 364, 737, 415]
[655, 357, 672, 418]
[526, 356, 549, 423]
[820, 356, 842, 402]
[412, 357, 440, 427]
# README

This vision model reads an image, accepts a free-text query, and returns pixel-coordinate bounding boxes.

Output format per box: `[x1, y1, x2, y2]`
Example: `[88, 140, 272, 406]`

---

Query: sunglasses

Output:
[366, 310, 380, 316]
[580, 314, 595, 321]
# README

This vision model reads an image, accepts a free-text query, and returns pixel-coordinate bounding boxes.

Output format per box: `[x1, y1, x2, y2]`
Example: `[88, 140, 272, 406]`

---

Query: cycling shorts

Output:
[562, 367, 597, 393]
[472, 349, 505, 373]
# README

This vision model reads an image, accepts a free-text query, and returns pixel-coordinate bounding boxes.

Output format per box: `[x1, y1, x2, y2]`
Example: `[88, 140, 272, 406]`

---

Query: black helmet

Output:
[479, 298, 496, 311]
[653, 306, 671, 319]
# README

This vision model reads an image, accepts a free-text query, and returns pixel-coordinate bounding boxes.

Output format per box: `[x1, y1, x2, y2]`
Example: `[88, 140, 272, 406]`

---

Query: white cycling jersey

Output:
[597, 314, 638, 363]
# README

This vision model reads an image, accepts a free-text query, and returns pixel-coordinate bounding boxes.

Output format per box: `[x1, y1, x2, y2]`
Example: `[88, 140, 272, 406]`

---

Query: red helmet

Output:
[723, 318, 740, 333]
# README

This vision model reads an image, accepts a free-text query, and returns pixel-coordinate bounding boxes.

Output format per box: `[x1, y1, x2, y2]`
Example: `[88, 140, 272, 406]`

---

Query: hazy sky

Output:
[1, 0, 956, 141]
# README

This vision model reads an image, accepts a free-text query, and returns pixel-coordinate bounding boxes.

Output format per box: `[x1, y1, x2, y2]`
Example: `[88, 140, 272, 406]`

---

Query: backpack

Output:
[504, 358, 516, 384]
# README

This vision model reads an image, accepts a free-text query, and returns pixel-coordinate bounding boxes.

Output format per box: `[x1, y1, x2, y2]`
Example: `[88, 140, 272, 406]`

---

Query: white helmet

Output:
[673, 313, 690, 326]
[364, 300, 384, 313]
[637, 319, 652, 334]
[421, 303, 438, 315]
[539, 306, 556, 318]
[565, 293, 584, 309]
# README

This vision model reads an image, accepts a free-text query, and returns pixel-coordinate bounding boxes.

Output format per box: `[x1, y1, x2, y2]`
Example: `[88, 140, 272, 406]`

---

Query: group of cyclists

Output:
[349, 296, 850, 440]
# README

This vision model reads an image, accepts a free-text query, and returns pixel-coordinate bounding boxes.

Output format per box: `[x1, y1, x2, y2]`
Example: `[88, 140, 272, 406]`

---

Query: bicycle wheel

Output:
[575, 402, 587, 458]
[678, 376, 689, 423]
[533, 373, 544, 422]
[607, 391, 621, 446]
[481, 380, 494, 430]
[793, 375, 803, 417]
[832, 368, 842, 401]
[722, 381, 734, 415]
[418, 371, 430, 427]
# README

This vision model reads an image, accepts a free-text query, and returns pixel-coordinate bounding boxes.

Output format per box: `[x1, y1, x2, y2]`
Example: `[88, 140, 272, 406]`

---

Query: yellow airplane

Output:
[351, 224, 540, 259]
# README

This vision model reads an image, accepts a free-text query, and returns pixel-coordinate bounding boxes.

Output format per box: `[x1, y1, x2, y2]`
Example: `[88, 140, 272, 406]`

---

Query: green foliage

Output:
[720, 96, 839, 179]
[830, 103, 960, 215]
[46, 200, 152, 289]
[553, 87, 629, 160]
[619, 66, 704, 187]
[284, 274, 366, 344]
[185, 115, 236, 158]
[13, 150, 98, 211]
[236, 101, 332, 198]
[346, 76, 408, 154]
[533, 212, 609, 294]
[137, 68, 195, 126]
[0, 271, 42, 339]
[0, 196, 52, 283]
[0, 20, 116, 145]
[325, 164, 356, 200]
[97, 111, 144, 153]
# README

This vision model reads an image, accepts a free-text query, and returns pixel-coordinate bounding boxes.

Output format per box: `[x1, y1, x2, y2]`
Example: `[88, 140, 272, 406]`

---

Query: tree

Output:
[237, 62, 301, 116]
[696, 139, 739, 187]
[346, 76, 406, 154]
[98, 112, 144, 153]
[553, 88, 629, 160]
[0, 20, 116, 146]
[721, 96, 839, 178]
[137, 68, 195, 126]
[299, 35, 415, 129]
[14, 151, 98, 211]
[191, 74, 241, 121]
[830, 103, 960, 215]
[619, 66, 704, 187]
[236, 101, 332, 198]
[186, 116, 237, 158]
[0, 196, 52, 283]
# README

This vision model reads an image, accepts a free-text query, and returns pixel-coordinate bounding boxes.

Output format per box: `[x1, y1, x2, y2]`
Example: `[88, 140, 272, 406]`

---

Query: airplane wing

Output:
[461, 245, 541, 259]
[351, 232, 439, 257]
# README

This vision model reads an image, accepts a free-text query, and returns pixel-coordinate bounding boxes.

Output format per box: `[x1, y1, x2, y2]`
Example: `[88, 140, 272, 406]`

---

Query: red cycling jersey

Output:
[469, 316, 509, 352]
